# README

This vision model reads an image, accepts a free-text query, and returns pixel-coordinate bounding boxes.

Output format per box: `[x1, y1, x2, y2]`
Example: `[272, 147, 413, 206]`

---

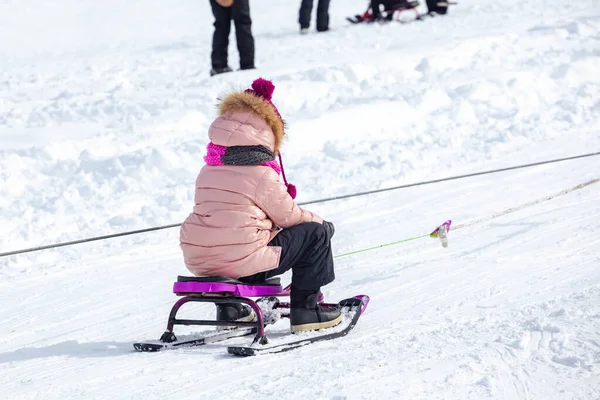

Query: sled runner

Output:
[133, 275, 369, 356]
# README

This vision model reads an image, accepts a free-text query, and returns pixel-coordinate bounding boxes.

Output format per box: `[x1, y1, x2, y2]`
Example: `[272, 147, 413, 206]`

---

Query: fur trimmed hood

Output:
[216, 78, 285, 154]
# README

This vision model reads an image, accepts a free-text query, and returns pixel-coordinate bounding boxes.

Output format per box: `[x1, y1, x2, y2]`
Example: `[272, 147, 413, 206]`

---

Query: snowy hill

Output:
[1, 0, 599, 398]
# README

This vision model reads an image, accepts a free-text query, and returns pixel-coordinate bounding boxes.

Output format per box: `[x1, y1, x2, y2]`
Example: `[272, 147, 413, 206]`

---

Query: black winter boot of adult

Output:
[290, 289, 342, 333]
[215, 303, 256, 330]
[210, 66, 233, 77]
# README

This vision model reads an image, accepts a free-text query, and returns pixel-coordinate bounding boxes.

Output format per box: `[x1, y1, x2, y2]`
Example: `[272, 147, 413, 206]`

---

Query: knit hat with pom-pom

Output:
[243, 78, 297, 199]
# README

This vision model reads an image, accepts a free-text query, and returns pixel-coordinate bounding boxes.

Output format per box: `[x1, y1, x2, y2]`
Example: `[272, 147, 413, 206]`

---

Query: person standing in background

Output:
[209, 0, 255, 76]
[299, 0, 330, 34]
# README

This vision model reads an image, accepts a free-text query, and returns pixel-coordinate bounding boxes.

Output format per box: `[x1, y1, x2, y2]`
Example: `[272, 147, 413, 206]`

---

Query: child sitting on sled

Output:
[179, 78, 341, 333]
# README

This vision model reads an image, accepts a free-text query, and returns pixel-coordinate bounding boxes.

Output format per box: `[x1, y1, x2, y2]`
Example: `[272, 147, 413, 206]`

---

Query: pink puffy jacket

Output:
[180, 89, 322, 278]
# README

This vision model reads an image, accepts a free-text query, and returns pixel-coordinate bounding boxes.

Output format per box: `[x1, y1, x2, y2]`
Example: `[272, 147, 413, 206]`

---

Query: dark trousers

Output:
[371, 0, 382, 18]
[242, 222, 335, 295]
[426, 0, 448, 14]
[371, 0, 411, 18]
[210, 0, 255, 70]
[299, 0, 330, 31]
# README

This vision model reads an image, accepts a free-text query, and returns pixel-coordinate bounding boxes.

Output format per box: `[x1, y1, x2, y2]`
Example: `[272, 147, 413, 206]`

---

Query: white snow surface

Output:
[1, 0, 600, 398]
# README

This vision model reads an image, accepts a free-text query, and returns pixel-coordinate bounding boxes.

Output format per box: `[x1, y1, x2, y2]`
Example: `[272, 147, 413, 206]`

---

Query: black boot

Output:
[290, 289, 342, 333]
[215, 303, 256, 330]
[210, 66, 233, 77]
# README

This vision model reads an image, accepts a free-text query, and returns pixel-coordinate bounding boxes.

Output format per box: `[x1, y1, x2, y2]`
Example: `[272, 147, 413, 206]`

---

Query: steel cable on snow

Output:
[333, 176, 600, 258]
[1, 151, 599, 258]
[450, 177, 600, 232]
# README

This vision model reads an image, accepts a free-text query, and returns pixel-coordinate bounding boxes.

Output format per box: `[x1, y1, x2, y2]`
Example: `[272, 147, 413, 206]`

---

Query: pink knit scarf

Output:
[204, 142, 297, 199]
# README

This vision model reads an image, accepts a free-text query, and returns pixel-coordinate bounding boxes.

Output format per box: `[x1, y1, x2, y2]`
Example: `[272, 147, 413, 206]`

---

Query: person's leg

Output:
[231, 0, 255, 70]
[253, 222, 340, 332]
[280, 223, 339, 332]
[315, 0, 330, 32]
[210, 0, 233, 72]
[241, 222, 334, 299]
[231, 222, 329, 326]
[299, 0, 314, 30]
[227, 222, 326, 328]
[426, 0, 448, 15]
[370, 0, 381, 19]
[240, 222, 340, 332]
[245, 222, 335, 289]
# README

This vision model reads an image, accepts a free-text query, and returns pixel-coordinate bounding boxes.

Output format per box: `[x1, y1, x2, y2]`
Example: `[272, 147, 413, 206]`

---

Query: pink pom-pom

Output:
[251, 78, 275, 101]
[286, 183, 297, 199]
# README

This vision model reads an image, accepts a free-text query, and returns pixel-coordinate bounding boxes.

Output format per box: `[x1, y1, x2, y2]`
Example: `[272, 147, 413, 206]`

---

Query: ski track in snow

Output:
[1, 0, 600, 399]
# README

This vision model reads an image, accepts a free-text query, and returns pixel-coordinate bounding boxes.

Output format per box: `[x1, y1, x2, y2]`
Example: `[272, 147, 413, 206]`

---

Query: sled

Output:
[347, 1, 457, 24]
[133, 275, 369, 356]
[347, 1, 422, 24]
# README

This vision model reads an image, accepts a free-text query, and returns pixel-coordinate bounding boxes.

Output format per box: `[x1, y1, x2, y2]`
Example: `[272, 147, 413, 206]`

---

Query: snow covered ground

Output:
[1, 0, 599, 398]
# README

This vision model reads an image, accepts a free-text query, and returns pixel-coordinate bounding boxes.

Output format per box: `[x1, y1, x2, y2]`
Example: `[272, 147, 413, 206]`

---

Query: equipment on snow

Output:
[133, 275, 369, 356]
[430, 219, 452, 248]
[347, 1, 421, 24]
[346, 0, 456, 24]
[228, 296, 368, 356]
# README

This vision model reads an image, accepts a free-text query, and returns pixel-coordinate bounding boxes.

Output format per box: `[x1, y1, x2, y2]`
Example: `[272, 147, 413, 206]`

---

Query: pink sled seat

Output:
[172, 275, 288, 297]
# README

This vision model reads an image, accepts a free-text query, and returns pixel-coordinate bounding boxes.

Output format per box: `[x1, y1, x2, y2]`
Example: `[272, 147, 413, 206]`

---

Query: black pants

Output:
[210, 0, 255, 70]
[371, 0, 382, 18]
[371, 0, 411, 18]
[242, 222, 335, 294]
[299, 0, 330, 31]
[426, 0, 448, 14]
